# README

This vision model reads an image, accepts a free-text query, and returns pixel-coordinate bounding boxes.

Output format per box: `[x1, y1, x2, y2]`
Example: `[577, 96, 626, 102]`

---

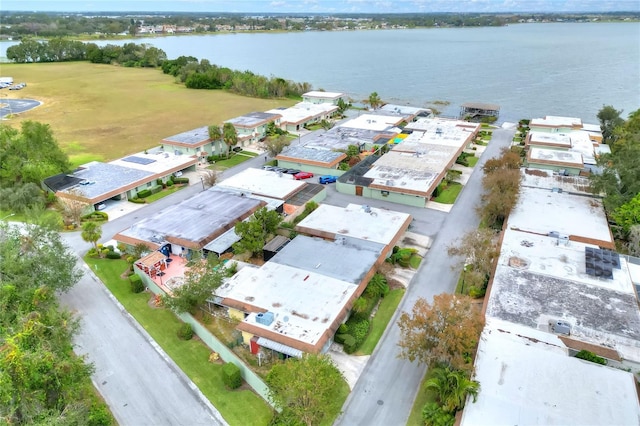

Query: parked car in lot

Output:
[293, 172, 314, 180]
[284, 169, 301, 175]
[318, 175, 338, 184]
[272, 167, 288, 173]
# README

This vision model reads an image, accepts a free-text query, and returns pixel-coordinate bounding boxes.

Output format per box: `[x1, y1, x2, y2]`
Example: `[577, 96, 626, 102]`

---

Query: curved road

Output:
[335, 125, 516, 426]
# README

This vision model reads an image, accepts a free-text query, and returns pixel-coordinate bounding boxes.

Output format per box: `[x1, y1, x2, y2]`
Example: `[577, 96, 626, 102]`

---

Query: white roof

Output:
[339, 113, 400, 131]
[462, 319, 640, 426]
[530, 115, 583, 128]
[508, 186, 612, 244]
[217, 262, 356, 346]
[216, 168, 306, 200]
[404, 117, 480, 134]
[296, 203, 411, 246]
[527, 131, 572, 147]
[520, 169, 593, 195]
[528, 147, 583, 166]
[109, 147, 196, 174]
[582, 122, 602, 133]
[379, 104, 431, 116]
[266, 102, 338, 125]
[302, 91, 344, 99]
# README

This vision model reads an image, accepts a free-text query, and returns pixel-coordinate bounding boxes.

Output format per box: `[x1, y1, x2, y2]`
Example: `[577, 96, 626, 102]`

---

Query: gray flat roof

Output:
[270, 235, 383, 284]
[225, 111, 281, 128]
[117, 189, 263, 248]
[278, 145, 345, 164]
[521, 169, 592, 195]
[304, 126, 385, 151]
[62, 161, 153, 200]
[163, 126, 210, 145]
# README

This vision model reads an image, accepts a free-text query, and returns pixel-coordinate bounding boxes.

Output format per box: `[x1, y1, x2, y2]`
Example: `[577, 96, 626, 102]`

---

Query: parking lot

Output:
[0, 98, 42, 119]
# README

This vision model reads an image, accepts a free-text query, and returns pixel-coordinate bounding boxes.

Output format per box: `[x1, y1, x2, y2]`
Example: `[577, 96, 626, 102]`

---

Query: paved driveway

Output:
[336, 126, 516, 426]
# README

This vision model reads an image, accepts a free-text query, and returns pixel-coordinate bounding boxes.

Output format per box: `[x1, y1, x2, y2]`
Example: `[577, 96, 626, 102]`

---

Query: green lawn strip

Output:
[455, 271, 466, 294]
[356, 289, 405, 355]
[84, 257, 272, 426]
[144, 185, 184, 203]
[209, 154, 254, 170]
[433, 182, 463, 204]
[240, 150, 259, 157]
[69, 153, 104, 168]
[406, 367, 438, 426]
[475, 140, 488, 146]
[467, 156, 479, 167]
[320, 379, 350, 426]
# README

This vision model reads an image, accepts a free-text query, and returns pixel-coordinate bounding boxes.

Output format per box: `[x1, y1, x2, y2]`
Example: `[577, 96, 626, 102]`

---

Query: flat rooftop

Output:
[520, 169, 592, 195]
[295, 203, 412, 246]
[508, 186, 612, 246]
[362, 150, 449, 196]
[303, 126, 386, 151]
[462, 319, 640, 426]
[530, 115, 583, 128]
[162, 126, 210, 146]
[225, 111, 281, 128]
[216, 168, 306, 200]
[217, 261, 357, 347]
[338, 113, 403, 131]
[266, 102, 337, 125]
[379, 104, 431, 117]
[527, 131, 572, 147]
[115, 189, 264, 249]
[528, 147, 584, 167]
[60, 161, 153, 200]
[486, 228, 640, 360]
[404, 117, 480, 135]
[270, 235, 383, 284]
[303, 91, 344, 99]
[110, 147, 197, 175]
[277, 145, 346, 165]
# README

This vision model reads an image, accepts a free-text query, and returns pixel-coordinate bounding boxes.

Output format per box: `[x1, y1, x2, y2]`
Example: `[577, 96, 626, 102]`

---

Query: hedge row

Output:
[82, 211, 109, 222]
[336, 318, 370, 354]
[137, 189, 152, 198]
[173, 177, 189, 184]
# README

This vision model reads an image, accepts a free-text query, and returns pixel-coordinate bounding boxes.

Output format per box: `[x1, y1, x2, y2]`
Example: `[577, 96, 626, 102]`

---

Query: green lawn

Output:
[357, 289, 405, 355]
[0, 209, 62, 228]
[433, 182, 463, 204]
[209, 153, 256, 170]
[84, 257, 273, 426]
[467, 156, 479, 167]
[144, 185, 185, 203]
[407, 367, 438, 426]
[320, 379, 350, 426]
[475, 140, 488, 146]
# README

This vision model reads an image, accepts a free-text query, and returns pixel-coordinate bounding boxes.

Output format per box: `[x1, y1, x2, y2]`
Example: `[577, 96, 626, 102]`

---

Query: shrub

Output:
[87, 403, 112, 426]
[225, 261, 238, 276]
[222, 362, 242, 389]
[82, 211, 108, 222]
[156, 178, 163, 185]
[342, 335, 357, 354]
[150, 185, 163, 195]
[166, 180, 174, 187]
[334, 334, 347, 344]
[338, 323, 349, 334]
[422, 402, 455, 426]
[137, 189, 152, 198]
[468, 286, 486, 298]
[87, 247, 99, 258]
[576, 350, 607, 365]
[177, 323, 194, 340]
[173, 177, 189, 184]
[130, 197, 146, 204]
[106, 251, 121, 259]
[129, 274, 144, 293]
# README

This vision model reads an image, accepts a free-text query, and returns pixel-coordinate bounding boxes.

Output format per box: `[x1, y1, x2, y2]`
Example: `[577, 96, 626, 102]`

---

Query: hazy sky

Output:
[3, 0, 638, 13]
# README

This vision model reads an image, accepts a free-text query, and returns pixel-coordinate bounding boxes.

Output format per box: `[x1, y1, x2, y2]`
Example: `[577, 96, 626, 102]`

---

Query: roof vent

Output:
[549, 320, 571, 335]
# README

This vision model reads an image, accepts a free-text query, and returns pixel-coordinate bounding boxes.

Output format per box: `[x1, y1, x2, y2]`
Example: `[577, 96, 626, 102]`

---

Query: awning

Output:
[256, 337, 303, 358]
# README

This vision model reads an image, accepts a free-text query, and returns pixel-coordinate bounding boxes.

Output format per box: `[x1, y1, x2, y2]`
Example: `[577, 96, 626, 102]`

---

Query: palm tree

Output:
[425, 365, 480, 414]
[208, 124, 222, 156]
[81, 221, 102, 250]
[368, 92, 382, 110]
[222, 122, 238, 159]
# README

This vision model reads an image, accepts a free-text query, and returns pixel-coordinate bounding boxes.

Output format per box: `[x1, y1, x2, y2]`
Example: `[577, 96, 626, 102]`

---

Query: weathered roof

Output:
[461, 102, 500, 111]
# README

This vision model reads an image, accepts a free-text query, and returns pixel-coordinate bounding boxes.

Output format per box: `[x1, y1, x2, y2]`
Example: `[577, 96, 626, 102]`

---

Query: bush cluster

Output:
[222, 362, 242, 389]
[137, 189, 152, 198]
[342, 318, 370, 354]
[173, 177, 189, 185]
[177, 323, 194, 340]
[129, 274, 144, 293]
[82, 211, 108, 222]
[455, 152, 472, 167]
[150, 185, 163, 195]
[576, 350, 607, 365]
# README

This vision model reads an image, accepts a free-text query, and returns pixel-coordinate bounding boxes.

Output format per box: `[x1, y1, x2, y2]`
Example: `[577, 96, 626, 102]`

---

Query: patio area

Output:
[136, 252, 188, 295]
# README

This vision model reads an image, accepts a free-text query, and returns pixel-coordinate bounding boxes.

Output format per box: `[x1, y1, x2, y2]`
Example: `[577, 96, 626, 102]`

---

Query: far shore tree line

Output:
[6, 39, 312, 99]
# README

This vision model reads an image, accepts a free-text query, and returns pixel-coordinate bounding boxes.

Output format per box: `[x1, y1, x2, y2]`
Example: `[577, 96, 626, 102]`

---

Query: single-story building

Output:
[265, 102, 338, 133]
[276, 145, 347, 177]
[114, 189, 265, 256]
[161, 126, 226, 160]
[46, 149, 197, 211]
[526, 147, 584, 175]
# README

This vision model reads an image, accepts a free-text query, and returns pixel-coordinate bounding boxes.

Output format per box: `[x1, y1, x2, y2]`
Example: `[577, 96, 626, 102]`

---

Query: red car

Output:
[293, 171, 314, 180]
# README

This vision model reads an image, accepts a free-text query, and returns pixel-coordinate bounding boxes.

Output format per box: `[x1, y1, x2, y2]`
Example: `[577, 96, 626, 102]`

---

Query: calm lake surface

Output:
[2, 23, 639, 123]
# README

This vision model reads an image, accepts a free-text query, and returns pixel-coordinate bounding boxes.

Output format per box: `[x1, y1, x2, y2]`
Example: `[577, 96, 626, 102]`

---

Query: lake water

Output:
[2, 23, 639, 123]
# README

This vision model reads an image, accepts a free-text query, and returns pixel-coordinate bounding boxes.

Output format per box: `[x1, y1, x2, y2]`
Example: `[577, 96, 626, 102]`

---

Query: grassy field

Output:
[85, 257, 273, 426]
[2, 62, 295, 164]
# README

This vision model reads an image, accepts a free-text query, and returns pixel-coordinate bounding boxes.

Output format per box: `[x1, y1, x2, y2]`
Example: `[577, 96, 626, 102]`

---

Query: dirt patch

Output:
[388, 278, 404, 290]
[147, 293, 164, 309]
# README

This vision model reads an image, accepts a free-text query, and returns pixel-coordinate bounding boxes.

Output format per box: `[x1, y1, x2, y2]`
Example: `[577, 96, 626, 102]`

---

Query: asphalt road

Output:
[335, 125, 516, 426]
